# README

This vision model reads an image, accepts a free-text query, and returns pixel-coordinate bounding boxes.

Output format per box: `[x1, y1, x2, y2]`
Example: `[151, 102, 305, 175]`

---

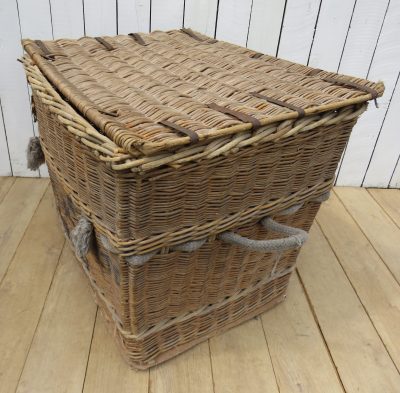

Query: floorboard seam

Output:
[333, 189, 400, 287]
[295, 268, 347, 393]
[315, 220, 400, 376]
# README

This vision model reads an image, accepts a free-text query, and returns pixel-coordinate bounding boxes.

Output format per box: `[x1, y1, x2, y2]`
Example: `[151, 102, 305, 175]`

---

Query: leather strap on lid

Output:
[251, 92, 306, 118]
[208, 103, 261, 128]
[250, 52, 263, 59]
[35, 40, 65, 60]
[307, 68, 323, 77]
[181, 28, 217, 43]
[159, 120, 200, 143]
[321, 76, 379, 99]
[128, 33, 147, 46]
[95, 37, 115, 51]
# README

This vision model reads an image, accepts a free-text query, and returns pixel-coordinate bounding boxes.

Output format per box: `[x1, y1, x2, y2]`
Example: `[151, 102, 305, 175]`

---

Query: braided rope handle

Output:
[69, 192, 330, 263]
[218, 217, 308, 252]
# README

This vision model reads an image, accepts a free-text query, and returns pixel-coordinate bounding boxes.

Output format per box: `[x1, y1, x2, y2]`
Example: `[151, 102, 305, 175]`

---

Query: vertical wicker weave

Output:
[22, 28, 383, 369]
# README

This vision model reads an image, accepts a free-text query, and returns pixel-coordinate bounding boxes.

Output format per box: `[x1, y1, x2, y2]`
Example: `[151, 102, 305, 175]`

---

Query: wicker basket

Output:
[21, 28, 383, 369]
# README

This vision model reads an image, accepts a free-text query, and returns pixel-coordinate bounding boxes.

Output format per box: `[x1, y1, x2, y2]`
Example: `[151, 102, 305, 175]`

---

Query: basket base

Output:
[102, 292, 285, 370]
[81, 254, 289, 370]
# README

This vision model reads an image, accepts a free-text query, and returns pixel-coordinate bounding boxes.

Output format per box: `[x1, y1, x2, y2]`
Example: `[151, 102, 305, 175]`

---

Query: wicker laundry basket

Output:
[21, 28, 383, 369]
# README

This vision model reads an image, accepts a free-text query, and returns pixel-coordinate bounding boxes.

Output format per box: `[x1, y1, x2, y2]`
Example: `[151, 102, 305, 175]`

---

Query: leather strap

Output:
[181, 28, 217, 44]
[321, 76, 379, 99]
[128, 33, 147, 46]
[34, 40, 55, 60]
[250, 52, 263, 59]
[208, 103, 261, 128]
[159, 120, 199, 143]
[95, 37, 115, 51]
[307, 68, 323, 77]
[251, 92, 306, 118]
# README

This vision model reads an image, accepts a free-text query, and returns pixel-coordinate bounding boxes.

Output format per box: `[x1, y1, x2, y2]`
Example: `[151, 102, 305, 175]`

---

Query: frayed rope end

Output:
[70, 217, 93, 260]
[26, 136, 45, 171]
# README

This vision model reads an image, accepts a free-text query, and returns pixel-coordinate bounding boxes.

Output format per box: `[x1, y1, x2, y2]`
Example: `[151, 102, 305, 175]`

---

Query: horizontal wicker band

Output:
[251, 92, 306, 117]
[44, 147, 333, 253]
[158, 120, 199, 143]
[207, 103, 261, 128]
[74, 241, 291, 339]
[128, 33, 147, 46]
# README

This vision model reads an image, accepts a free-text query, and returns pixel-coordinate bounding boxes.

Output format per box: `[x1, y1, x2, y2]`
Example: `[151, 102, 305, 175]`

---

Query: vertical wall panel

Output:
[83, 0, 117, 36]
[336, 0, 397, 186]
[151, 0, 184, 31]
[118, 0, 150, 34]
[0, 0, 399, 186]
[338, 0, 389, 76]
[389, 160, 400, 189]
[247, 0, 286, 55]
[0, 0, 36, 176]
[0, 101, 12, 176]
[18, 0, 53, 178]
[215, 0, 252, 46]
[50, 0, 85, 39]
[363, 75, 400, 187]
[277, 0, 321, 64]
[361, 0, 400, 187]
[18, 0, 53, 40]
[308, 0, 355, 71]
[184, 0, 218, 36]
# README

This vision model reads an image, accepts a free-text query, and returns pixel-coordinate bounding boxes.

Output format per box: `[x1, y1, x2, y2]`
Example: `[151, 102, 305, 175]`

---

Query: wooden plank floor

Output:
[1, 177, 400, 393]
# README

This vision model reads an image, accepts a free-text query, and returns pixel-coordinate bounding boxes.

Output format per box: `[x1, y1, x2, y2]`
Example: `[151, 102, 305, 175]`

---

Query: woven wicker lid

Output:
[22, 28, 384, 157]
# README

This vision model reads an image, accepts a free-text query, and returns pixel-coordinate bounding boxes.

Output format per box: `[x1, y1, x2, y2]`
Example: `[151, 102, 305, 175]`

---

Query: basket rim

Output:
[21, 29, 383, 172]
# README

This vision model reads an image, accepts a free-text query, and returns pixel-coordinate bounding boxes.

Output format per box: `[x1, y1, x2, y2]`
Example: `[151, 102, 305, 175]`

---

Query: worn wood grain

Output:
[0, 178, 48, 283]
[84, 312, 149, 393]
[15, 245, 97, 393]
[150, 342, 213, 393]
[210, 317, 279, 393]
[335, 187, 400, 282]
[262, 274, 344, 393]
[297, 224, 400, 392]
[0, 187, 65, 393]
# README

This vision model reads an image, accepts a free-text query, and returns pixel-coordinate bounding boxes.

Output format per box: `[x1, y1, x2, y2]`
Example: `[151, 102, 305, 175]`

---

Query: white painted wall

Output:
[0, 0, 399, 187]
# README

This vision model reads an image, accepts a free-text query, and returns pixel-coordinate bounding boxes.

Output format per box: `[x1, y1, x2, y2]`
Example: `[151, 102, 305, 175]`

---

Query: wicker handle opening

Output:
[218, 217, 308, 253]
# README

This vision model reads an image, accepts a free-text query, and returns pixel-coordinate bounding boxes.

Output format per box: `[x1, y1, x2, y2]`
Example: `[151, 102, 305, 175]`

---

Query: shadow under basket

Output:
[52, 172, 323, 369]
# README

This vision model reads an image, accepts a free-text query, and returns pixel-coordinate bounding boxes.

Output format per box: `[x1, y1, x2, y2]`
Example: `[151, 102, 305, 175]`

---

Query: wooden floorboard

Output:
[209, 317, 279, 393]
[317, 191, 400, 370]
[368, 188, 400, 228]
[15, 245, 97, 393]
[0, 176, 15, 203]
[0, 186, 65, 393]
[83, 312, 149, 393]
[297, 224, 400, 392]
[0, 178, 48, 283]
[335, 187, 400, 283]
[0, 177, 400, 393]
[261, 274, 344, 393]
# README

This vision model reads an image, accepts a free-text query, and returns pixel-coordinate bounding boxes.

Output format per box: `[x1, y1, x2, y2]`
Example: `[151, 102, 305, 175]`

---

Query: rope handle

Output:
[68, 192, 331, 264]
[218, 217, 308, 253]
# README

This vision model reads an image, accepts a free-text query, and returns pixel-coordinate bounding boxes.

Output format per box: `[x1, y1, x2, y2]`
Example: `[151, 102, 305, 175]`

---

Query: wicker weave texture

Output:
[21, 28, 383, 369]
[52, 173, 320, 368]
[36, 93, 349, 243]
[22, 29, 383, 156]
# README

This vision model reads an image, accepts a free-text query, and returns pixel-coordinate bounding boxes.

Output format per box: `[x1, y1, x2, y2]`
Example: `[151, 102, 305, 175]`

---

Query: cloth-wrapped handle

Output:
[218, 217, 308, 252]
